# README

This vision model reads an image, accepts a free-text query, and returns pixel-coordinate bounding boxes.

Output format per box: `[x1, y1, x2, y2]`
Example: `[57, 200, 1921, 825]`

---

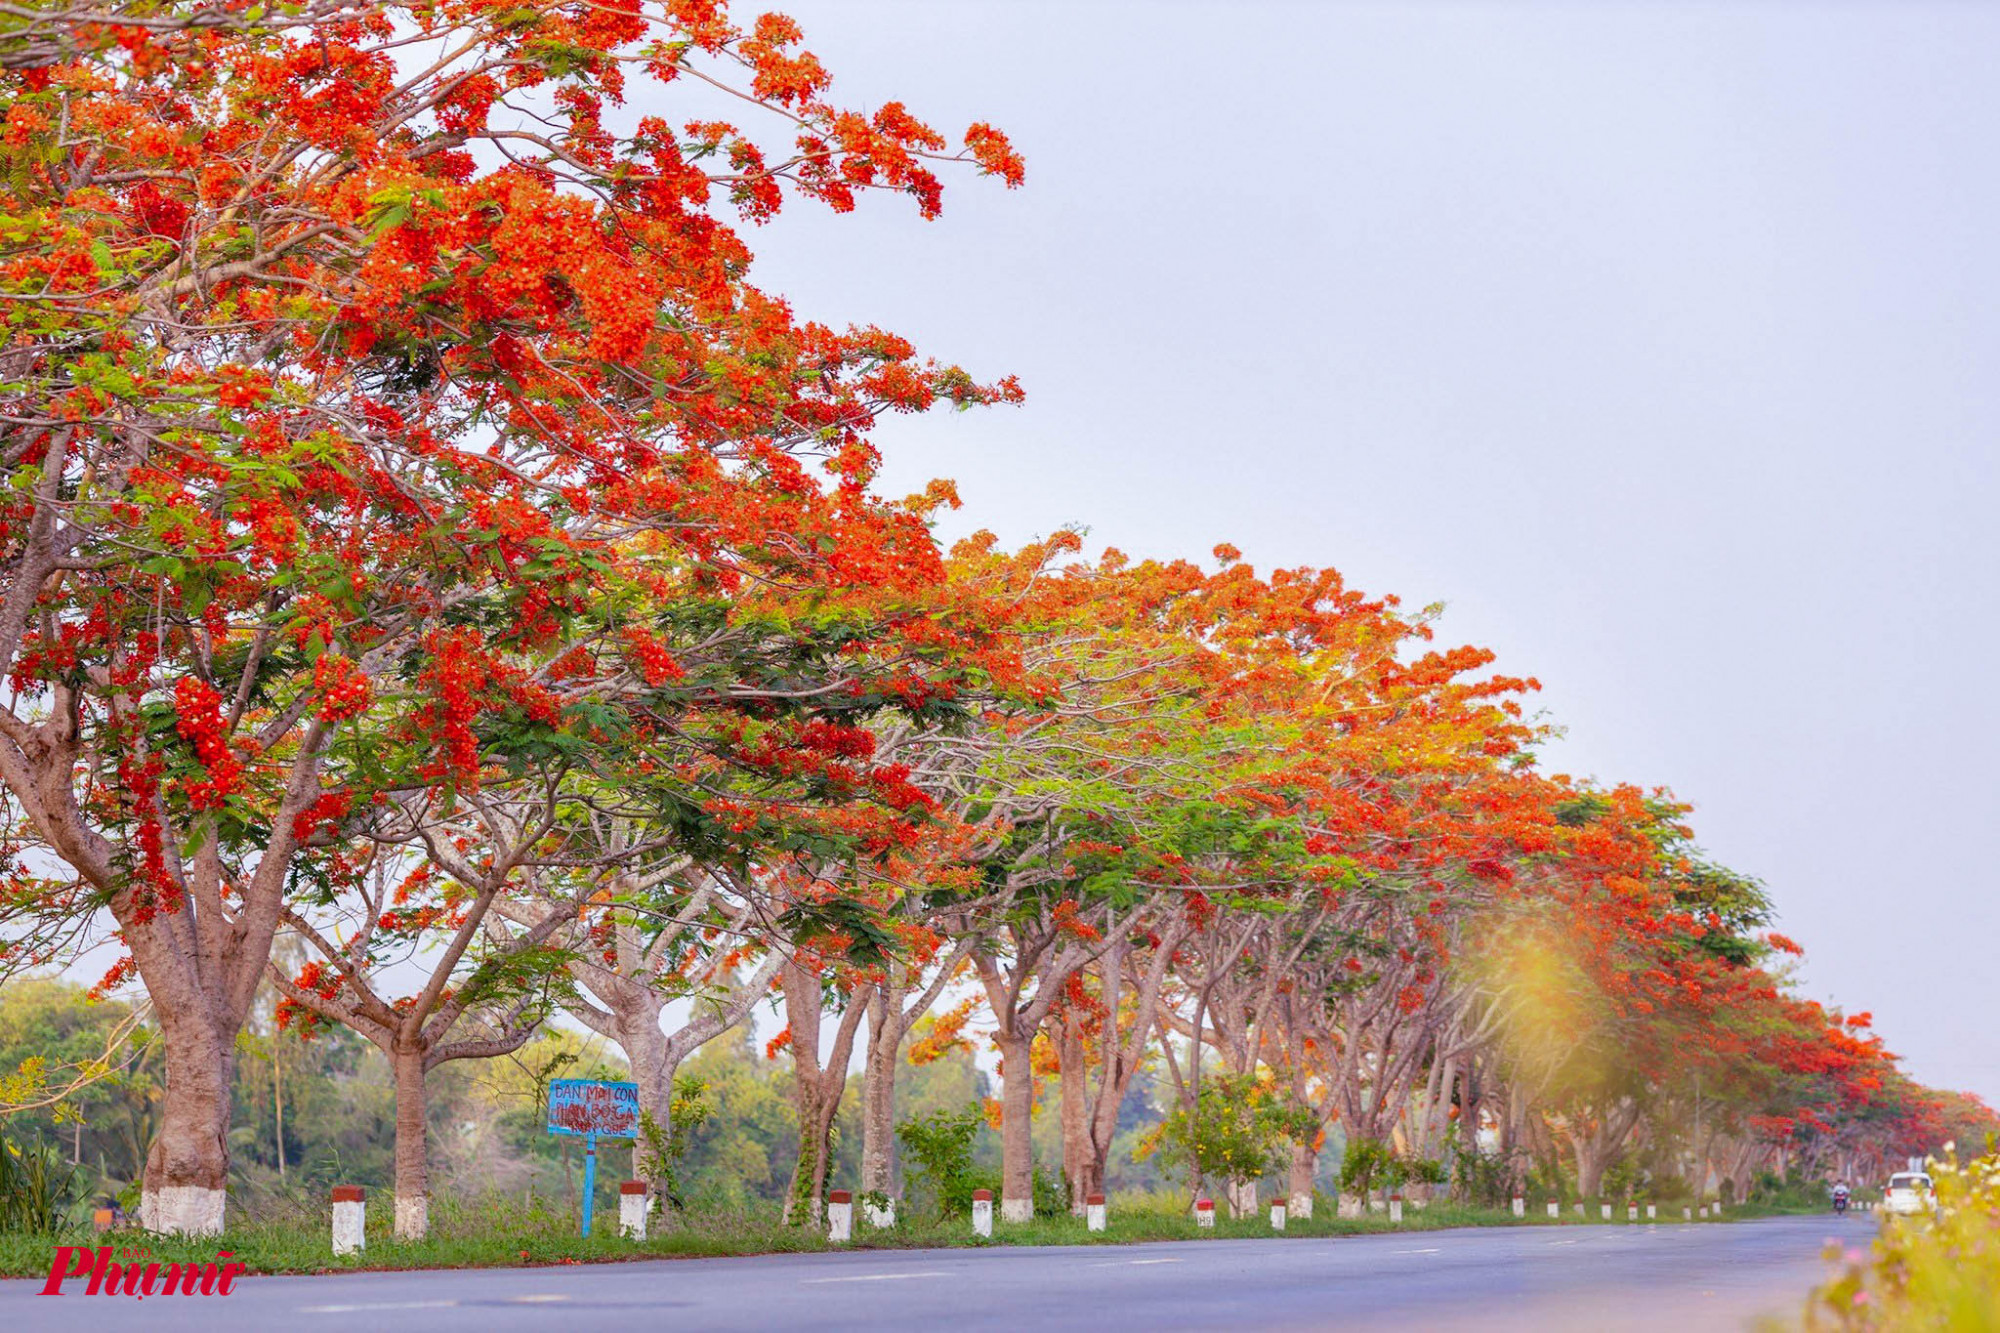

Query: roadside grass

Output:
[0, 1189, 1804, 1279]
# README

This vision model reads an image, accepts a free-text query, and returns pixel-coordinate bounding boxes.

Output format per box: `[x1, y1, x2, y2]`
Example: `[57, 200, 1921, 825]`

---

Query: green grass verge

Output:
[0, 1194, 1795, 1280]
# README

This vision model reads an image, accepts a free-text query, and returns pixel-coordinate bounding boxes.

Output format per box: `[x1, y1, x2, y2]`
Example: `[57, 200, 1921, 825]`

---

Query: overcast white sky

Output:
[719, 0, 2000, 1100]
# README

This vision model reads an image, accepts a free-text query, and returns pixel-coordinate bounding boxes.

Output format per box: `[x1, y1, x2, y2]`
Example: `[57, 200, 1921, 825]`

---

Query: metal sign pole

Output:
[582, 1131, 598, 1237]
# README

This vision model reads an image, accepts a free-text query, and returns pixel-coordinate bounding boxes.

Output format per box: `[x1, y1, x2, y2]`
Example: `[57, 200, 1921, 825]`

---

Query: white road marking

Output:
[300, 1300, 461, 1314]
[1547, 1239, 1580, 1246]
[1128, 1258, 1182, 1265]
[803, 1271, 952, 1284]
[1392, 1248, 1441, 1254]
[508, 1294, 570, 1303]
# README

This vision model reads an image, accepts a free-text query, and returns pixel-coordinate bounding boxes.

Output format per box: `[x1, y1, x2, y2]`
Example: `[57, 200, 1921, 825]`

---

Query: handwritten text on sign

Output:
[546, 1078, 640, 1138]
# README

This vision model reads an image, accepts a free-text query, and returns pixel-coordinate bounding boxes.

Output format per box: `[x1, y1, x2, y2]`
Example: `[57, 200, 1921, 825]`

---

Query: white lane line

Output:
[508, 1294, 570, 1303]
[1391, 1247, 1441, 1254]
[1127, 1258, 1183, 1265]
[1547, 1239, 1580, 1246]
[803, 1271, 952, 1284]
[300, 1300, 461, 1314]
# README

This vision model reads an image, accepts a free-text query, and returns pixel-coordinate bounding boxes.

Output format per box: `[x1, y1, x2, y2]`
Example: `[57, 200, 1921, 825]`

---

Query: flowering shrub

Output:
[895, 1103, 984, 1218]
[1808, 1145, 2000, 1329]
[1136, 1074, 1315, 1194]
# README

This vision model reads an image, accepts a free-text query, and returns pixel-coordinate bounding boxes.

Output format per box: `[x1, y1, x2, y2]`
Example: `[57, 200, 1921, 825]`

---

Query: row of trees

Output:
[1, 0, 1989, 1239]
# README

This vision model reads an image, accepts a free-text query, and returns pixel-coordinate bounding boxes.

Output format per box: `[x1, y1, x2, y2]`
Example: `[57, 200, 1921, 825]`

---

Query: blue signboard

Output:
[545, 1079, 640, 1238]
[546, 1078, 640, 1138]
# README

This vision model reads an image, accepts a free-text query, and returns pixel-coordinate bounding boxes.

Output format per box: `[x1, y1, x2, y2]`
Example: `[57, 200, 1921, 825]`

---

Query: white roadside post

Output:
[1086, 1193, 1107, 1233]
[1626, 1203, 1638, 1222]
[1270, 1202, 1286, 1232]
[1646, 1204, 1656, 1221]
[827, 1190, 853, 1243]
[1511, 1196, 1525, 1219]
[972, 1189, 994, 1238]
[618, 1181, 647, 1240]
[1194, 1198, 1216, 1229]
[1388, 1193, 1404, 1226]
[331, 1185, 365, 1257]
[1290, 1189, 1313, 1221]
[1547, 1199, 1560, 1220]
[1600, 1203, 1612, 1222]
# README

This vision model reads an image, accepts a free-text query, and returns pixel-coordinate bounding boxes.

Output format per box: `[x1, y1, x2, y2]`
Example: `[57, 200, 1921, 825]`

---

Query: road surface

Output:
[5, 1213, 1861, 1331]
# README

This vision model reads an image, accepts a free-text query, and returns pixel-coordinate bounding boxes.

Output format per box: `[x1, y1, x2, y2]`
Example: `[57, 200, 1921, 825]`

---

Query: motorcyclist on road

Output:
[1832, 1182, 1851, 1214]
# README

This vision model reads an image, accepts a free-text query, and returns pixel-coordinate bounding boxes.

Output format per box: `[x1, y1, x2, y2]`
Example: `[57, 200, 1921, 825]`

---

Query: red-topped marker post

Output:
[331, 1185, 365, 1256]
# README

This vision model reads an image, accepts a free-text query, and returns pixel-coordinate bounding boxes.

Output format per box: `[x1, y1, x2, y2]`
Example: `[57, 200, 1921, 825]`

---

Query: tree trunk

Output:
[1288, 1141, 1317, 1218]
[779, 962, 869, 1227]
[1227, 1176, 1258, 1219]
[788, 1077, 832, 1226]
[1573, 1137, 1604, 1202]
[631, 1044, 683, 1203]
[996, 1031, 1035, 1222]
[861, 987, 900, 1203]
[393, 1046, 430, 1240]
[272, 1045, 286, 1181]
[140, 1006, 233, 1235]
[1058, 1017, 1091, 1213]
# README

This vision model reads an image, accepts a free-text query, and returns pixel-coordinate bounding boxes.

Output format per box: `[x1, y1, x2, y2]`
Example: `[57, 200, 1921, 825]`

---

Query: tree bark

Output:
[788, 1075, 833, 1226]
[1078, 928, 1182, 1202]
[1288, 1141, 1317, 1218]
[272, 1044, 286, 1181]
[780, 961, 869, 1227]
[139, 1004, 233, 1235]
[854, 947, 967, 1222]
[860, 987, 900, 1203]
[995, 1031, 1035, 1222]
[1567, 1098, 1641, 1203]
[393, 1045, 430, 1240]
[1058, 1015, 1091, 1212]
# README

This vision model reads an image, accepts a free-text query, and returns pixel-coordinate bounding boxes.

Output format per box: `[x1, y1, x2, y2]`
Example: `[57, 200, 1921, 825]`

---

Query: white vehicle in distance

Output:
[1880, 1171, 1934, 1216]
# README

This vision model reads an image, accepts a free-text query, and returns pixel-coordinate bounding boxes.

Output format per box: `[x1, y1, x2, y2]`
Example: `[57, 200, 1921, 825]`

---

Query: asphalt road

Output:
[5, 1213, 1862, 1331]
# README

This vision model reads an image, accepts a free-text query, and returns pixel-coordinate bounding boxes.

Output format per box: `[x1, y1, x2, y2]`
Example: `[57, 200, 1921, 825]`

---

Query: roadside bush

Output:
[1402, 1157, 1447, 1190]
[1748, 1170, 1831, 1212]
[1452, 1146, 1520, 1207]
[1136, 1074, 1313, 1198]
[1340, 1139, 1443, 1199]
[0, 1135, 77, 1233]
[1525, 1160, 1573, 1205]
[1339, 1138, 1394, 1199]
[897, 1103, 983, 1217]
